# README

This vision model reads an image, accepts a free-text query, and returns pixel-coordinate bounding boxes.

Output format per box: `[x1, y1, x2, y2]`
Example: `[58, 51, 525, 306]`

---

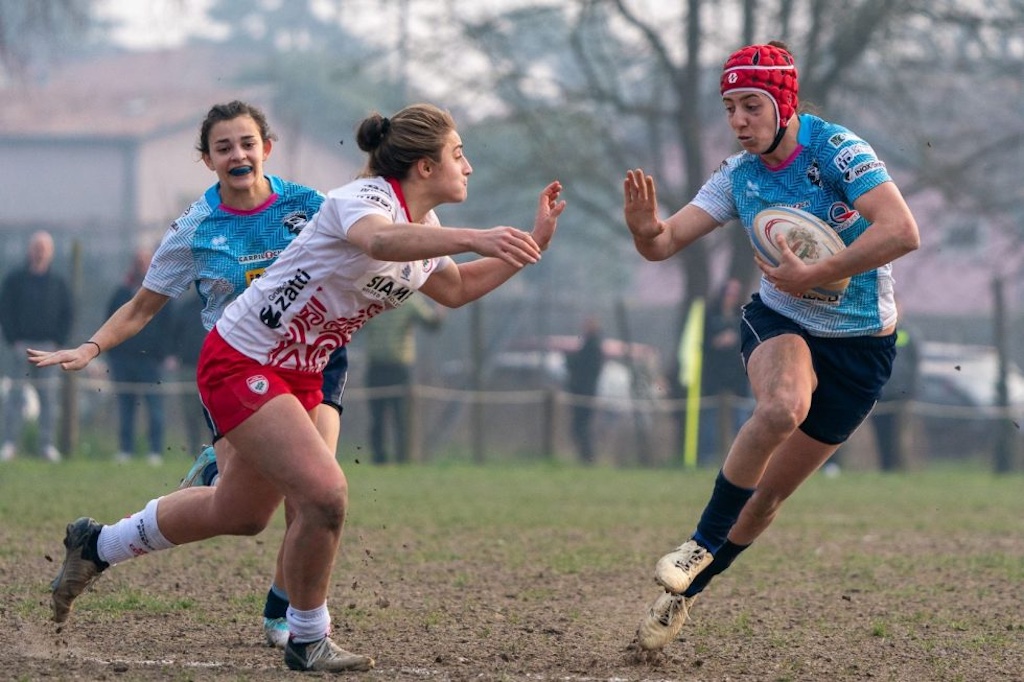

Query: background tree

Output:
[0, 0, 96, 80]
[419, 0, 1024, 341]
[202, 0, 411, 153]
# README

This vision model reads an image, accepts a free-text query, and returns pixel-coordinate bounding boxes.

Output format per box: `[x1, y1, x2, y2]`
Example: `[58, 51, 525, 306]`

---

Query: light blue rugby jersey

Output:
[143, 175, 325, 330]
[692, 114, 897, 337]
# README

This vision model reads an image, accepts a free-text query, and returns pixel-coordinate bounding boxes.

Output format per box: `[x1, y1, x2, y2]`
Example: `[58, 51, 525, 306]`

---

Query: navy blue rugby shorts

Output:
[739, 294, 896, 445]
[320, 345, 349, 413]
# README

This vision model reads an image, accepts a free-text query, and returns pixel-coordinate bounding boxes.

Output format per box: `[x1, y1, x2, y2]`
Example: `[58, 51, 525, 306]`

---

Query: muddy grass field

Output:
[1, 460, 1022, 681]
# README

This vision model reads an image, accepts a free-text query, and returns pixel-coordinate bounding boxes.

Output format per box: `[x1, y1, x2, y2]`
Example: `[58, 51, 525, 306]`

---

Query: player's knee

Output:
[225, 511, 273, 536]
[304, 479, 349, 532]
[753, 396, 807, 435]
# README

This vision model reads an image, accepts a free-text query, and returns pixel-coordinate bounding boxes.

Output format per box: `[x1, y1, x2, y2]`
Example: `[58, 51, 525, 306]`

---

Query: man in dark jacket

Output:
[106, 247, 174, 465]
[566, 317, 605, 464]
[0, 231, 72, 461]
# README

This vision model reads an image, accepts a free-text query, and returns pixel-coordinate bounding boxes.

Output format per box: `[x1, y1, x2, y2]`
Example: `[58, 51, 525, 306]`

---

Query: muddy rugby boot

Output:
[51, 517, 108, 623]
[637, 592, 698, 650]
[654, 539, 713, 594]
[285, 636, 375, 672]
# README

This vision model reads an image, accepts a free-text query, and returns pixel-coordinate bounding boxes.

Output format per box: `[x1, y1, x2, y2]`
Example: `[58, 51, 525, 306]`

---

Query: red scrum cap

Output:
[721, 43, 799, 145]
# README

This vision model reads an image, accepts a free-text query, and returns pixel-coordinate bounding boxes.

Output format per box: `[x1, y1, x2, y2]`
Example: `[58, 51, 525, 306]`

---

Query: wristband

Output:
[84, 340, 101, 357]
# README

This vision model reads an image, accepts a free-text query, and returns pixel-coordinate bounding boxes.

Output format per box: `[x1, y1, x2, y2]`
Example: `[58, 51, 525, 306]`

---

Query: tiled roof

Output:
[0, 46, 262, 138]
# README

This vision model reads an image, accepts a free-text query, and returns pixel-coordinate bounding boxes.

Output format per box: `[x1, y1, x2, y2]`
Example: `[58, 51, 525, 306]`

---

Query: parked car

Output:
[916, 342, 1024, 458]
[484, 335, 665, 404]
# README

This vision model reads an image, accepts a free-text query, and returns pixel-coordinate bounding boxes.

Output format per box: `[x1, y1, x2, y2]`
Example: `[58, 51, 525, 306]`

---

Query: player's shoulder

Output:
[330, 176, 397, 211]
[169, 190, 216, 236]
[719, 151, 751, 171]
[706, 151, 752, 184]
[801, 115, 887, 185]
[801, 114, 871, 154]
[268, 175, 325, 208]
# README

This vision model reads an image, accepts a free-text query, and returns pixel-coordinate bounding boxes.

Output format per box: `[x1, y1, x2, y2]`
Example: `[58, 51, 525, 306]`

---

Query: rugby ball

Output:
[751, 206, 850, 301]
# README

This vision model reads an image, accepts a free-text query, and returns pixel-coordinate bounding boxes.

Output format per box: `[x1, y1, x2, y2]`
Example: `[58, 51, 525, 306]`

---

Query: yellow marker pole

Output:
[678, 297, 705, 468]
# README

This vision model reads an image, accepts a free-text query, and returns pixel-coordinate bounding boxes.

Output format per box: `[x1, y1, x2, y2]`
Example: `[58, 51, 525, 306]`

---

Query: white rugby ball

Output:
[751, 206, 850, 301]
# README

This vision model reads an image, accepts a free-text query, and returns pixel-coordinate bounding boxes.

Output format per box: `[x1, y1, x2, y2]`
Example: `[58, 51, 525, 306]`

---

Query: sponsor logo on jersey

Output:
[282, 211, 309, 235]
[806, 160, 822, 187]
[843, 160, 885, 184]
[828, 132, 850, 147]
[356, 185, 395, 211]
[259, 268, 312, 329]
[832, 143, 872, 173]
[364, 274, 415, 305]
[247, 375, 270, 395]
[239, 250, 285, 264]
[245, 268, 266, 286]
[828, 203, 860, 232]
[260, 305, 282, 328]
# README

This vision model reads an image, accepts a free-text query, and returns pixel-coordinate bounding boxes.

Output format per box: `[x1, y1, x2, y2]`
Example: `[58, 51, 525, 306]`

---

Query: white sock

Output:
[287, 603, 331, 644]
[96, 498, 176, 566]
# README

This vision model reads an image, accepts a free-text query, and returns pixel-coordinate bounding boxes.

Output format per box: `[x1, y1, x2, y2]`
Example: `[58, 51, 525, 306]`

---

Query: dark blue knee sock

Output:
[263, 583, 289, 619]
[201, 460, 220, 487]
[684, 539, 750, 597]
[691, 470, 755, 554]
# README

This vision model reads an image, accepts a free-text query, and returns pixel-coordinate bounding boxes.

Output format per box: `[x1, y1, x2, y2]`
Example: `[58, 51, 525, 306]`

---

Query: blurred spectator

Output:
[362, 295, 444, 464]
[170, 287, 209, 456]
[106, 247, 174, 465]
[699, 278, 750, 466]
[565, 316, 605, 464]
[872, 323, 920, 471]
[0, 230, 72, 462]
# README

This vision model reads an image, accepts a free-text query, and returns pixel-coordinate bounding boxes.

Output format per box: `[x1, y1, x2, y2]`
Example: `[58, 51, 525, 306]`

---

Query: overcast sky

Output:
[95, 0, 221, 48]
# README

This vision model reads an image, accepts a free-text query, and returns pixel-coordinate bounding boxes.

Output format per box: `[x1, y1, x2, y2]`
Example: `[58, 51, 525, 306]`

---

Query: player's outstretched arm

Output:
[419, 181, 565, 308]
[624, 170, 718, 261]
[28, 288, 171, 371]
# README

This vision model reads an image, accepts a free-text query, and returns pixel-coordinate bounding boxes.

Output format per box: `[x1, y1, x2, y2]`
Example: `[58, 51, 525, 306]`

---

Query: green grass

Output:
[3, 458, 1022, 679]
[3, 458, 1022, 556]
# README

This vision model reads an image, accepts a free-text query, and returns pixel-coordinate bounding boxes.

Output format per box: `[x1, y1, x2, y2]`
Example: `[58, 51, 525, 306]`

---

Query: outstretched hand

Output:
[26, 344, 98, 372]
[531, 180, 566, 251]
[623, 169, 664, 242]
[470, 181, 565, 269]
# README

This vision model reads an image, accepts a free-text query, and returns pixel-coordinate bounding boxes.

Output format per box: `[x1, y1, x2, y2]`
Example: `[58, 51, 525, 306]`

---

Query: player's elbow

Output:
[363, 233, 395, 260]
[895, 218, 921, 255]
[434, 291, 472, 309]
[632, 237, 671, 262]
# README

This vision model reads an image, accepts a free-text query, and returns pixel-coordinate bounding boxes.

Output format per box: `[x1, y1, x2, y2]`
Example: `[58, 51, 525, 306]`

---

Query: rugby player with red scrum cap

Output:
[623, 41, 921, 650]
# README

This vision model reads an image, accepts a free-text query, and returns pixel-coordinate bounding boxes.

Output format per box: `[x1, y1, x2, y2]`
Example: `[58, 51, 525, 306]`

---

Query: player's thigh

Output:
[210, 452, 282, 531]
[747, 334, 816, 414]
[213, 437, 236, 478]
[226, 394, 345, 502]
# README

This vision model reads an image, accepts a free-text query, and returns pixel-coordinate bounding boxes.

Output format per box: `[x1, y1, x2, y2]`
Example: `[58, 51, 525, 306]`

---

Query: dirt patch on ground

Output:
[2, 463, 1023, 682]
[3, 521, 1023, 682]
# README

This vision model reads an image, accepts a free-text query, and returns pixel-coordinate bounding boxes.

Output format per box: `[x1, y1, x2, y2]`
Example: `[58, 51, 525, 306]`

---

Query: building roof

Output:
[0, 46, 261, 139]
